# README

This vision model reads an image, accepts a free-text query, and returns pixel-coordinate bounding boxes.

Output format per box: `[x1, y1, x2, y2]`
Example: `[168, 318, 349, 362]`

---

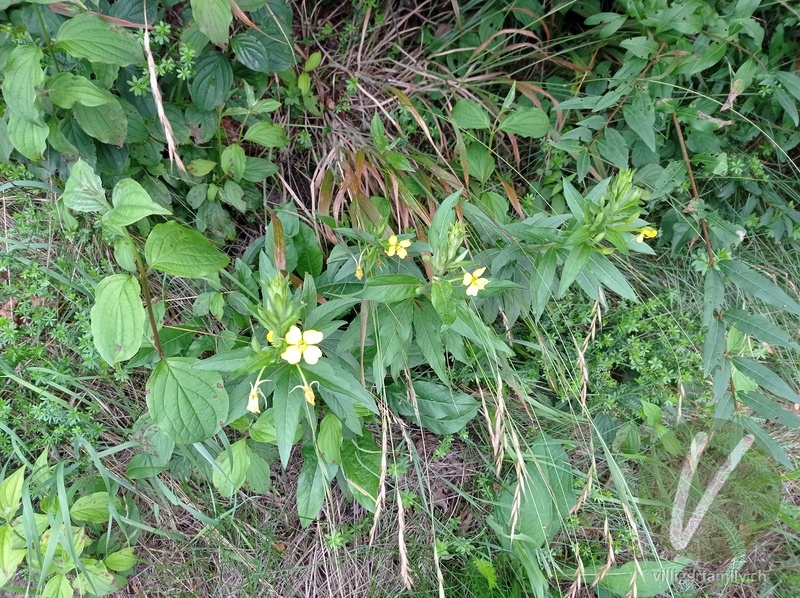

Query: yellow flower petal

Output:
[285, 325, 302, 345]
[400, 239, 411, 248]
[396, 246, 408, 259]
[466, 285, 479, 296]
[266, 330, 274, 344]
[281, 345, 302, 364]
[302, 345, 322, 365]
[388, 234, 398, 245]
[302, 329, 323, 345]
[386, 245, 396, 257]
[303, 385, 316, 405]
[462, 272, 473, 287]
[473, 267, 486, 277]
[475, 278, 489, 290]
[636, 233, 645, 243]
[247, 390, 261, 414]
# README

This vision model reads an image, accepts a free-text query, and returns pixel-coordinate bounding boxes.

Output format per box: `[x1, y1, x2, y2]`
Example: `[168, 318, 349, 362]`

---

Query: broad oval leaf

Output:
[243, 122, 288, 148]
[145, 221, 230, 278]
[74, 98, 128, 146]
[340, 433, 381, 512]
[56, 14, 144, 67]
[451, 99, 491, 130]
[90, 274, 145, 365]
[146, 357, 228, 444]
[189, 51, 233, 111]
[297, 447, 327, 527]
[48, 72, 111, 109]
[212, 439, 251, 497]
[3, 45, 44, 122]
[362, 274, 422, 303]
[391, 380, 478, 434]
[498, 106, 550, 138]
[191, 0, 232, 46]
[61, 159, 109, 213]
[7, 111, 47, 161]
[102, 178, 172, 227]
[69, 492, 112, 523]
[231, 32, 270, 72]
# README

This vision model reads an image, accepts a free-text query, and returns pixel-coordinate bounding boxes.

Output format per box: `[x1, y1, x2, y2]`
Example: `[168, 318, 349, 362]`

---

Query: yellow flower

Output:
[302, 385, 316, 406]
[636, 226, 658, 243]
[462, 267, 489, 297]
[386, 235, 412, 259]
[280, 326, 323, 365]
[267, 330, 275, 345]
[355, 266, 364, 280]
[247, 384, 262, 414]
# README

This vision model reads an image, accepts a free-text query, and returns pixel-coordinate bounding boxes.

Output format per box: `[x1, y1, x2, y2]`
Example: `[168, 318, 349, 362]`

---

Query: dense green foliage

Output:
[2, 0, 800, 595]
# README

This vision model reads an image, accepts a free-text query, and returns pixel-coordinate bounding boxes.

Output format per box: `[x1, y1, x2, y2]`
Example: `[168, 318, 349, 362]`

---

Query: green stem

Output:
[126, 230, 164, 360]
[32, 4, 51, 47]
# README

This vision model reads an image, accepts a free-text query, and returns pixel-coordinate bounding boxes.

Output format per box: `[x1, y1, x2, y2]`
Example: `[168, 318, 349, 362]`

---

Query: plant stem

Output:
[126, 230, 164, 360]
[672, 111, 715, 267]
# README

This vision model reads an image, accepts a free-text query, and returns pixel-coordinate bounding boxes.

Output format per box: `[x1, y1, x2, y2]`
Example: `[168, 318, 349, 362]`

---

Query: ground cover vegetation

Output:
[1, 0, 800, 595]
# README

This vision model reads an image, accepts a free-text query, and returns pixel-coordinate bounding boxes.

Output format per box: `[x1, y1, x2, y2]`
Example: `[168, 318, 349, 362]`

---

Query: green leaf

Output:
[431, 279, 456, 325]
[391, 381, 478, 434]
[558, 244, 592, 297]
[739, 415, 792, 468]
[597, 127, 629, 169]
[72, 560, 118, 596]
[212, 439, 251, 497]
[187, 159, 218, 177]
[318, 412, 343, 465]
[146, 357, 229, 444]
[104, 547, 137, 572]
[7, 111, 47, 161]
[47, 72, 111, 109]
[42, 573, 74, 598]
[740, 392, 800, 428]
[579, 559, 690, 597]
[90, 274, 145, 365]
[718, 260, 800, 316]
[489, 437, 574, 551]
[531, 249, 557, 319]
[243, 157, 279, 182]
[703, 318, 727, 376]
[243, 122, 288, 148]
[69, 492, 111, 523]
[56, 14, 143, 66]
[465, 142, 495, 184]
[231, 32, 270, 71]
[732, 357, 799, 404]
[587, 253, 637, 301]
[413, 302, 449, 384]
[340, 433, 381, 512]
[145, 221, 230, 278]
[191, 0, 232, 46]
[2, 45, 44, 122]
[61, 159, 109, 213]
[297, 447, 327, 527]
[362, 274, 422, 303]
[371, 112, 388, 152]
[0, 527, 26, 587]
[428, 188, 463, 258]
[724, 309, 800, 351]
[304, 360, 378, 415]
[562, 178, 586, 224]
[250, 408, 278, 444]
[775, 71, 800, 103]
[294, 223, 323, 277]
[0, 467, 25, 520]
[774, 88, 799, 127]
[219, 180, 246, 212]
[451, 99, 491, 129]
[189, 51, 233, 111]
[273, 367, 304, 469]
[244, 447, 272, 493]
[498, 106, 550, 138]
[703, 268, 724, 327]
[623, 90, 656, 152]
[102, 178, 172, 227]
[74, 98, 127, 146]
[220, 144, 246, 181]
[620, 36, 660, 58]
